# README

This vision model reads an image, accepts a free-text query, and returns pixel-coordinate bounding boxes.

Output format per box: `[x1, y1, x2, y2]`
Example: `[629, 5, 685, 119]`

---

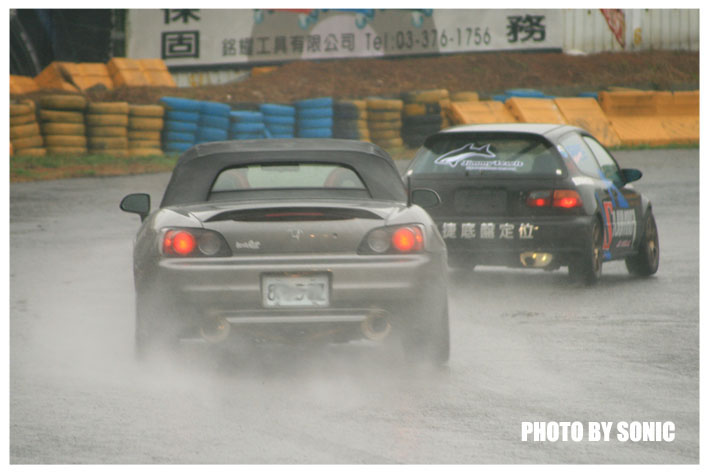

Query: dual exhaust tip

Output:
[199, 311, 392, 343]
[520, 251, 553, 268]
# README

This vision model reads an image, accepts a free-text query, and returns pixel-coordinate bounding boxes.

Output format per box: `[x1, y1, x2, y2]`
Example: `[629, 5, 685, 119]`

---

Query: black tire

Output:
[625, 211, 660, 276]
[569, 218, 604, 285]
[402, 300, 450, 366]
[402, 114, 443, 127]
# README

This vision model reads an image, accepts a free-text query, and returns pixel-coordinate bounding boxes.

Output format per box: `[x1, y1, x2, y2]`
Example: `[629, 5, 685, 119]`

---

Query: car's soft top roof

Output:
[160, 139, 406, 207]
[174, 138, 394, 167]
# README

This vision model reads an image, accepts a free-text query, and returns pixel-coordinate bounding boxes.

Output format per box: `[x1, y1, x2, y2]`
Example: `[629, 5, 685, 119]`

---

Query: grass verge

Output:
[10, 152, 179, 182]
[9, 143, 697, 183]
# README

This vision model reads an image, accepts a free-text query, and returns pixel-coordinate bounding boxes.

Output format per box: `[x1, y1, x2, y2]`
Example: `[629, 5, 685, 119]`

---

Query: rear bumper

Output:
[142, 252, 447, 339]
[437, 215, 594, 268]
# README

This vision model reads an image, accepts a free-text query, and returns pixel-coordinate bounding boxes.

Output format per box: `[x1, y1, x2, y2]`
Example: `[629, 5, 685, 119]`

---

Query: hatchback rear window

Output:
[409, 133, 564, 177]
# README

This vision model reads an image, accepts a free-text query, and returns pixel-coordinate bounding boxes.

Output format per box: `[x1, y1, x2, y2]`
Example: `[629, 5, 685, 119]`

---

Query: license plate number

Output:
[262, 274, 330, 308]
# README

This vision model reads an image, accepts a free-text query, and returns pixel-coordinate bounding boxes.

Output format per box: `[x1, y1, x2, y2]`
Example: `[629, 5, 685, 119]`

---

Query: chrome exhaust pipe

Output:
[520, 251, 553, 268]
[361, 311, 391, 341]
[200, 316, 231, 343]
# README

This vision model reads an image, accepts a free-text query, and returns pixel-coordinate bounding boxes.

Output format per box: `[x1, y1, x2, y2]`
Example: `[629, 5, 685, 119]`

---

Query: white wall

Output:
[562, 9, 699, 54]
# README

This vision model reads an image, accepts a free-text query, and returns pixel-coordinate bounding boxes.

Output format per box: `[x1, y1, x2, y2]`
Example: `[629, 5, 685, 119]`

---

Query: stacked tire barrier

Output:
[160, 97, 200, 153]
[366, 98, 404, 152]
[332, 100, 369, 141]
[10, 100, 45, 156]
[261, 104, 296, 138]
[197, 101, 230, 144]
[295, 97, 333, 138]
[86, 101, 129, 157]
[128, 105, 164, 156]
[38, 94, 88, 156]
[230, 110, 269, 140]
[401, 89, 448, 148]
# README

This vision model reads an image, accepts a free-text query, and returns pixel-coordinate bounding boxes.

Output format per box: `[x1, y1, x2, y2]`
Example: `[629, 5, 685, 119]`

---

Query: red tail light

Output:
[552, 190, 583, 208]
[162, 228, 231, 257]
[392, 227, 424, 252]
[164, 230, 196, 256]
[360, 225, 425, 254]
[527, 190, 582, 209]
[526, 191, 552, 208]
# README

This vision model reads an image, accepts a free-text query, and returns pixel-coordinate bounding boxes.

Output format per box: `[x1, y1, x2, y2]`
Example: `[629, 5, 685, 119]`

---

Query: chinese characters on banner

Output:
[128, 9, 562, 67]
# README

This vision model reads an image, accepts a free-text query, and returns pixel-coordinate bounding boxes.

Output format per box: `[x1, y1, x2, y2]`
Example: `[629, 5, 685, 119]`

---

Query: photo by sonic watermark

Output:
[521, 421, 675, 442]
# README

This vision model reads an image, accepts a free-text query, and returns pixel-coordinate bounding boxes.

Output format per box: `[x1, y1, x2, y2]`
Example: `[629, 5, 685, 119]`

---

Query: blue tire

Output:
[163, 131, 195, 143]
[265, 124, 295, 135]
[199, 101, 231, 117]
[166, 110, 199, 123]
[232, 132, 266, 140]
[159, 97, 201, 112]
[164, 120, 199, 133]
[297, 117, 333, 129]
[231, 122, 266, 133]
[297, 127, 333, 138]
[297, 107, 334, 119]
[505, 88, 545, 98]
[230, 110, 264, 123]
[295, 97, 333, 109]
[263, 114, 296, 126]
[197, 127, 229, 141]
[199, 114, 230, 129]
[165, 141, 194, 152]
[260, 104, 296, 116]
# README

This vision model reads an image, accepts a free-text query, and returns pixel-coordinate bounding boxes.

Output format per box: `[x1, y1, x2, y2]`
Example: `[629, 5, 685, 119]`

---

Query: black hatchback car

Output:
[405, 123, 659, 284]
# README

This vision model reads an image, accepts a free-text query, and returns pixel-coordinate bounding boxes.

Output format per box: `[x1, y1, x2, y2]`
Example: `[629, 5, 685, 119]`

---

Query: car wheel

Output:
[625, 211, 660, 276]
[402, 300, 450, 366]
[568, 218, 603, 285]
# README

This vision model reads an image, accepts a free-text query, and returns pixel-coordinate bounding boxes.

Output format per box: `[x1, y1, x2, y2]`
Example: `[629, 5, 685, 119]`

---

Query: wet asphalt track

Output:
[10, 149, 698, 463]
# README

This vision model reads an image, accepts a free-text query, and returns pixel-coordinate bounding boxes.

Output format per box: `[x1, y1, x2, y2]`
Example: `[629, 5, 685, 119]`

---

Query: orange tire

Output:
[87, 126, 128, 137]
[41, 122, 86, 136]
[39, 94, 87, 111]
[39, 109, 85, 123]
[10, 122, 41, 140]
[12, 135, 44, 150]
[86, 114, 129, 127]
[129, 104, 165, 117]
[87, 102, 130, 115]
[44, 135, 88, 147]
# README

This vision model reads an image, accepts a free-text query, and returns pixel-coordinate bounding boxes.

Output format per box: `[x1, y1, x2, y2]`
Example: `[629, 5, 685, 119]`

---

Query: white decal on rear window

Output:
[433, 143, 522, 171]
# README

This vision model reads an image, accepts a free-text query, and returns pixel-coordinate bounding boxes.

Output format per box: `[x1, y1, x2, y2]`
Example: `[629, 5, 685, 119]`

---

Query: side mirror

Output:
[120, 193, 151, 221]
[411, 189, 441, 209]
[622, 168, 643, 184]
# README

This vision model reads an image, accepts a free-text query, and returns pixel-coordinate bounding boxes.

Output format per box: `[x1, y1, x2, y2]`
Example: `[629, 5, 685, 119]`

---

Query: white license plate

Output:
[262, 274, 330, 308]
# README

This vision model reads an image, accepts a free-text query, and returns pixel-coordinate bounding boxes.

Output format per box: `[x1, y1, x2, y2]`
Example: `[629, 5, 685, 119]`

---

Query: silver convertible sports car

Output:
[121, 139, 449, 364]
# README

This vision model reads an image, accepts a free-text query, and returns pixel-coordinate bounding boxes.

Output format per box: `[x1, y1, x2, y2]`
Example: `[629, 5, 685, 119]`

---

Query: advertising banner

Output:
[127, 9, 563, 69]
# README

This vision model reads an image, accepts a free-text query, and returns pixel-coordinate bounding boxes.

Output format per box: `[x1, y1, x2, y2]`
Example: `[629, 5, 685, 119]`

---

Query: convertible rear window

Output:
[409, 133, 564, 177]
[209, 163, 369, 200]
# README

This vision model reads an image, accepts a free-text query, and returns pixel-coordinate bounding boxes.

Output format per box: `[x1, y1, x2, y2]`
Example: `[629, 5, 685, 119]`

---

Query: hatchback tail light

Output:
[162, 228, 232, 257]
[360, 225, 425, 254]
[526, 190, 552, 208]
[552, 190, 583, 209]
[526, 190, 582, 209]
